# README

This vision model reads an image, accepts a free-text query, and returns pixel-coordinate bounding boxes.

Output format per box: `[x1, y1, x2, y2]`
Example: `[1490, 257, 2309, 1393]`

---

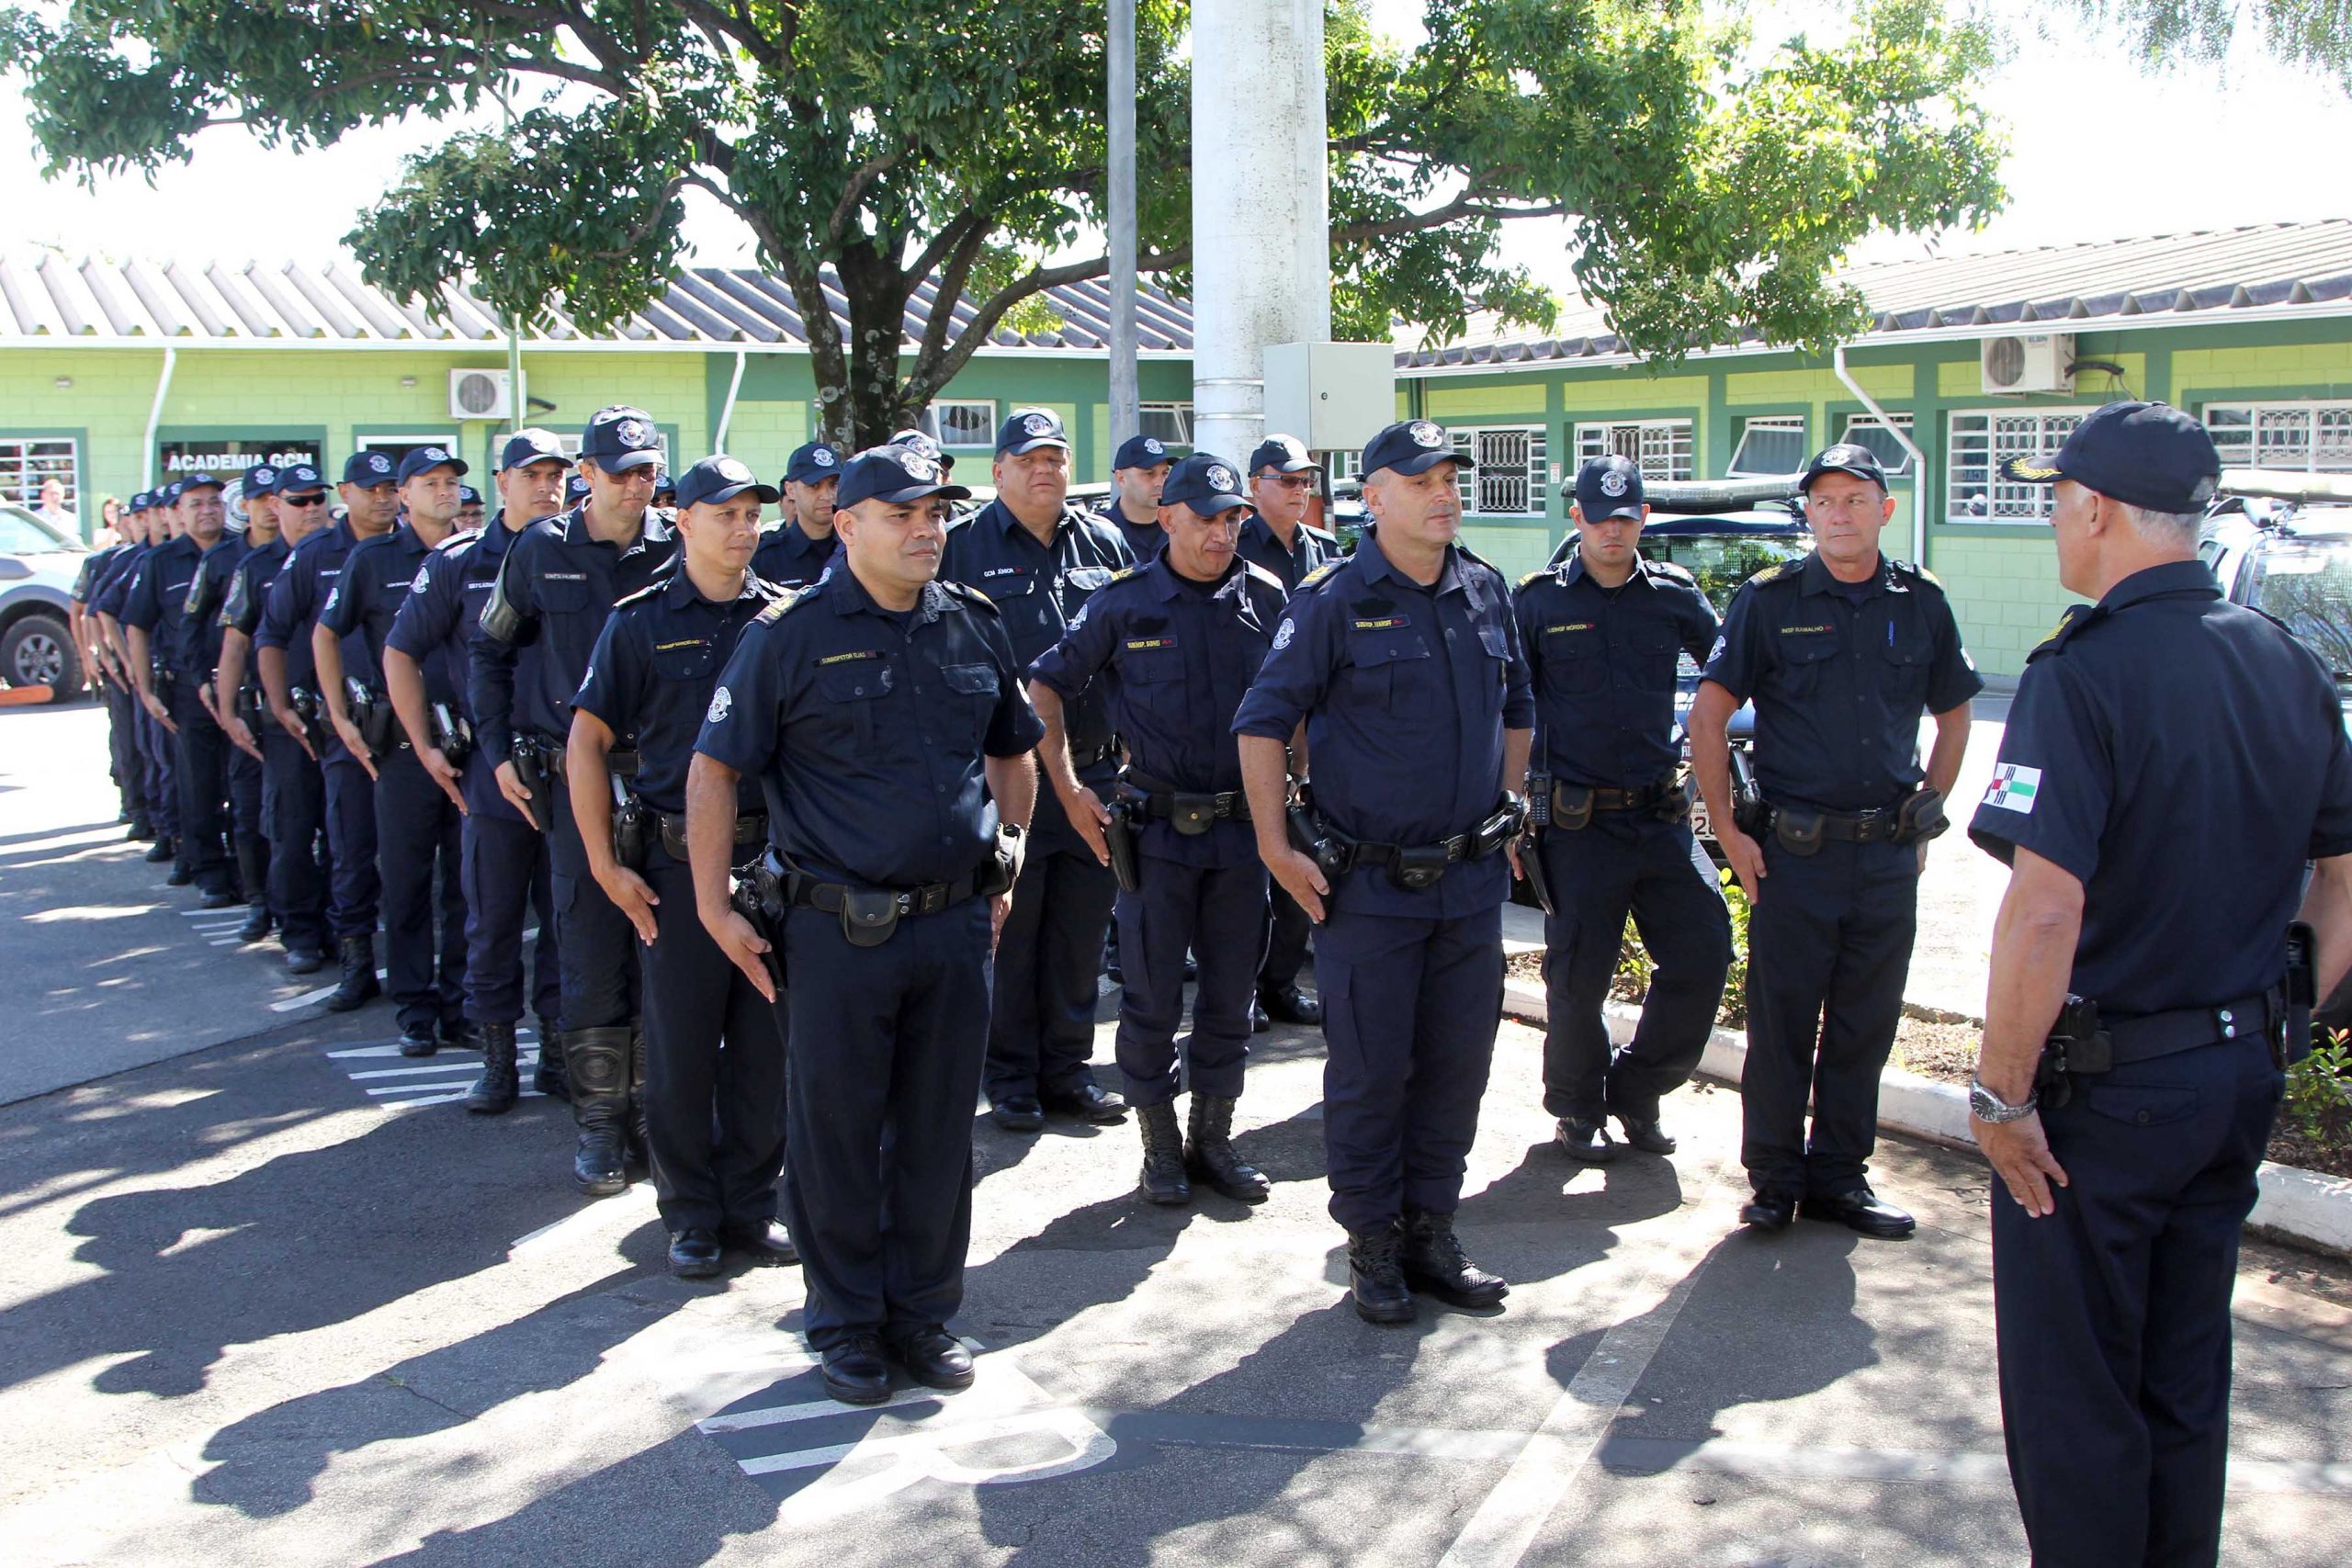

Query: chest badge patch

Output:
[1982, 763, 2041, 815]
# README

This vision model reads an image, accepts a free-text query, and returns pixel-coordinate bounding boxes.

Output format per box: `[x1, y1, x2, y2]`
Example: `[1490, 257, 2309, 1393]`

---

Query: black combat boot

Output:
[1399, 1209, 1510, 1309]
[531, 1019, 569, 1100]
[626, 1026, 650, 1171]
[1135, 1100, 1191, 1205]
[1184, 1094, 1270, 1203]
[466, 1021, 519, 1115]
[322, 933, 380, 1012]
[145, 834, 175, 864]
[233, 839, 272, 942]
[564, 1026, 632, 1196]
[1347, 1224, 1416, 1324]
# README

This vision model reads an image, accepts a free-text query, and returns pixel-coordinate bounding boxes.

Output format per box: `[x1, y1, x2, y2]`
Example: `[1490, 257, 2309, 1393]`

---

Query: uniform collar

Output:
[560, 504, 671, 552]
[1357, 526, 1467, 599]
[660, 562, 767, 610]
[1560, 550, 1650, 592]
[828, 566, 957, 625]
[1799, 549, 1894, 598]
[2098, 558, 2221, 613]
[1147, 555, 1245, 602]
[986, 496, 1073, 543]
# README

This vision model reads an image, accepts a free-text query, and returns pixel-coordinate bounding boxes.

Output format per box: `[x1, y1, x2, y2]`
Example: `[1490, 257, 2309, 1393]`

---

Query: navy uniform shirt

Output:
[1233, 529, 1535, 918]
[469, 504, 677, 766]
[1513, 553, 1719, 789]
[91, 541, 152, 622]
[750, 521, 842, 589]
[120, 534, 208, 677]
[938, 499, 1132, 763]
[71, 544, 122, 605]
[386, 512, 531, 710]
[257, 519, 368, 699]
[180, 534, 251, 681]
[1030, 556, 1288, 869]
[1092, 500, 1165, 564]
[1238, 513, 1340, 594]
[221, 537, 292, 690]
[319, 524, 450, 702]
[1971, 560, 2352, 1017]
[1701, 549, 1983, 813]
[576, 569, 780, 818]
[695, 568, 1045, 890]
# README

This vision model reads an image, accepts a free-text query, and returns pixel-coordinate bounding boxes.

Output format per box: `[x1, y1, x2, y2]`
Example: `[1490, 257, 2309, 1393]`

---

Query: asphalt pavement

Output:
[4, 699, 2349, 1566]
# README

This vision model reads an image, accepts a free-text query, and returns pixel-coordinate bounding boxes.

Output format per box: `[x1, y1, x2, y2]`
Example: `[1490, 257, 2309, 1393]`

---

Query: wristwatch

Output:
[1970, 1078, 2039, 1123]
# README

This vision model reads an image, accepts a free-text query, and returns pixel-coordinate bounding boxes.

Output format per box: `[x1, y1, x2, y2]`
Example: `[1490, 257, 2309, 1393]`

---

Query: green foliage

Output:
[1611, 864, 1750, 1027]
[2283, 1028, 2352, 1151]
[1, 1, 2007, 442]
[2067, 0, 2352, 89]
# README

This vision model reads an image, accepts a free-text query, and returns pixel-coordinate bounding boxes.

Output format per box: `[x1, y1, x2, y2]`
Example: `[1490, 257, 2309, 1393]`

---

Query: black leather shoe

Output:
[723, 1220, 800, 1266]
[145, 837, 175, 864]
[1105, 961, 1123, 986]
[820, 1335, 892, 1405]
[1347, 1224, 1416, 1325]
[285, 947, 326, 976]
[668, 1228, 724, 1279]
[1615, 1116, 1678, 1156]
[1399, 1210, 1510, 1308]
[1260, 985, 1321, 1026]
[398, 1020, 438, 1058]
[236, 904, 275, 944]
[893, 1328, 976, 1391]
[1739, 1195, 1798, 1233]
[1801, 1188, 1917, 1239]
[990, 1095, 1045, 1133]
[127, 817, 153, 842]
[1555, 1117, 1617, 1164]
[1136, 1101, 1192, 1205]
[165, 863, 195, 886]
[198, 886, 239, 910]
[1044, 1082, 1128, 1124]
[1250, 998, 1270, 1033]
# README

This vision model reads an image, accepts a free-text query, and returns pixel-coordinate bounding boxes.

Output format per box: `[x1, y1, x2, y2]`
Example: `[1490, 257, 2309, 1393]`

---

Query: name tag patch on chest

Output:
[654, 637, 708, 653]
[1982, 763, 2041, 815]
[817, 649, 883, 666]
[1125, 637, 1176, 650]
[544, 571, 587, 581]
[1546, 622, 1594, 635]
[1352, 616, 1409, 630]
[1779, 624, 1834, 636]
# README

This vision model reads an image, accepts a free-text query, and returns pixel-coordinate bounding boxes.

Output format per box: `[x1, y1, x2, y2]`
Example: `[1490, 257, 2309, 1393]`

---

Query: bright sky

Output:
[0, 1, 2345, 283]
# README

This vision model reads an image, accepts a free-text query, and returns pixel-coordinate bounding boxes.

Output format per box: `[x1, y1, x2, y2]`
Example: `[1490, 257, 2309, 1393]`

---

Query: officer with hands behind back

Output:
[1966, 402, 2352, 1568]
[690, 443, 1043, 1406]
[1517, 455, 1730, 1164]
[1030, 452, 1287, 1209]
[1234, 418, 1534, 1325]
[571, 456, 797, 1279]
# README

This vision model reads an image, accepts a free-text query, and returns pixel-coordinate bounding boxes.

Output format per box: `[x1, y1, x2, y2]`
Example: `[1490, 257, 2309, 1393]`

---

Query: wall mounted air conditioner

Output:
[1980, 334, 2074, 396]
[448, 368, 518, 421]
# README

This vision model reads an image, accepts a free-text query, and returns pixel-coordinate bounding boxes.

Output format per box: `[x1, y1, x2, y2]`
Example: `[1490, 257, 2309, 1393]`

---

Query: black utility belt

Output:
[1761, 788, 1947, 853]
[2037, 980, 2301, 1107]
[655, 810, 766, 863]
[1286, 793, 1525, 893]
[514, 733, 638, 781]
[1126, 787, 1250, 832]
[1070, 739, 1121, 770]
[755, 838, 1021, 949]
[1528, 773, 1690, 830]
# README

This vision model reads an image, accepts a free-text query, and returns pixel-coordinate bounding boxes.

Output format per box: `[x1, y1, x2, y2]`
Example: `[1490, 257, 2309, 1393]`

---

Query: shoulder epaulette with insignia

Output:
[1749, 558, 1805, 585]
[1643, 558, 1698, 585]
[1891, 558, 1944, 589]
[1238, 560, 1287, 594]
[1108, 563, 1147, 584]
[1297, 559, 1345, 591]
[612, 581, 662, 611]
[2026, 602, 2101, 663]
[1303, 523, 1338, 544]
[1516, 564, 1559, 590]
[1456, 543, 1499, 574]
[940, 580, 997, 612]
[753, 588, 808, 626]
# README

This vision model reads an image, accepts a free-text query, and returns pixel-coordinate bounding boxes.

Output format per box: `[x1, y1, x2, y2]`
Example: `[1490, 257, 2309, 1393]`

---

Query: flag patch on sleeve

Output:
[1982, 763, 2041, 814]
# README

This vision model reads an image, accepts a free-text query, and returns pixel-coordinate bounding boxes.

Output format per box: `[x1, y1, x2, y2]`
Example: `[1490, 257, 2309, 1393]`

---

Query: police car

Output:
[2200, 472, 2352, 739]
[0, 501, 87, 701]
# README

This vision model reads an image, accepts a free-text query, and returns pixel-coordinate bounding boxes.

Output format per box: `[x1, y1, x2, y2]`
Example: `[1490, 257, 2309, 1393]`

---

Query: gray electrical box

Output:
[1263, 342, 1398, 452]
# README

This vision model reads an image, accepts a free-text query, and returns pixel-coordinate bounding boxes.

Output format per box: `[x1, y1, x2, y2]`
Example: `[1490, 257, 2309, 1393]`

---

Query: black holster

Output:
[610, 777, 648, 872]
[2281, 921, 2318, 1069]
[2033, 994, 2114, 1109]
[510, 733, 558, 818]
[1893, 785, 1950, 845]
[233, 684, 263, 730]
[288, 685, 330, 756]
[1517, 828, 1555, 917]
[1729, 748, 1769, 837]
[1285, 796, 1355, 885]
[1653, 774, 1694, 824]
[345, 677, 395, 753]
[731, 867, 786, 993]
[977, 825, 1024, 898]
[1102, 799, 1141, 894]
[429, 701, 474, 769]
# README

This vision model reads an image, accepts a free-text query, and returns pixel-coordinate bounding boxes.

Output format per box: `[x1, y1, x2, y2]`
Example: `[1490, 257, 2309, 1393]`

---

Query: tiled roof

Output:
[0, 254, 1194, 353]
[1396, 221, 2352, 369]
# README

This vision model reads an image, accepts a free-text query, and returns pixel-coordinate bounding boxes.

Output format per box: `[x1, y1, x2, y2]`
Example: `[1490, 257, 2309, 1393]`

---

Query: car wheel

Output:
[1, 613, 76, 699]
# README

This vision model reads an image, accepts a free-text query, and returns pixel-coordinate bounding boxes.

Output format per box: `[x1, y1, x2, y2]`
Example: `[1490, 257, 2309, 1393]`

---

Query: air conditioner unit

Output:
[1980, 334, 2074, 396]
[448, 368, 518, 421]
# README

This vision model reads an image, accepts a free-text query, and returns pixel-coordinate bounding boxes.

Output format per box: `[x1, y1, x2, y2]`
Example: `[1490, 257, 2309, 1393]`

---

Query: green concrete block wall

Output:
[1928, 534, 2076, 675]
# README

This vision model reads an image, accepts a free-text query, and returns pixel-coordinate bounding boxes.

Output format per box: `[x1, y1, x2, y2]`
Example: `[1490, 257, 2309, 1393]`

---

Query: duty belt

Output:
[2106, 990, 2281, 1066]
[1351, 832, 1487, 871]
[1558, 781, 1668, 815]
[1125, 774, 1250, 832]
[1070, 739, 1120, 770]
[516, 734, 637, 781]
[1766, 800, 1905, 843]
[655, 810, 766, 863]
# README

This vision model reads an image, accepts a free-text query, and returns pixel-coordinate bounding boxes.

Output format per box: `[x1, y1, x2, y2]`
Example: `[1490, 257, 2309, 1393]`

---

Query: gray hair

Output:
[2122, 502, 2202, 547]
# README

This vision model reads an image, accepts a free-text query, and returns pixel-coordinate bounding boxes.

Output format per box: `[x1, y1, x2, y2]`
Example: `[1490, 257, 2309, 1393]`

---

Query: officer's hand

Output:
[1719, 824, 1767, 902]
[225, 714, 264, 762]
[420, 747, 468, 815]
[1973, 1111, 2069, 1219]
[494, 761, 540, 831]
[990, 889, 1012, 952]
[597, 863, 660, 946]
[333, 715, 378, 781]
[1062, 785, 1112, 866]
[270, 704, 318, 761]
[196, 683, 221, 728]
[703, 906, 775, 1002]
[141, 689, 175, 731]
[1264, 846, 1330, 924]
[1505, 832, 1526, 883]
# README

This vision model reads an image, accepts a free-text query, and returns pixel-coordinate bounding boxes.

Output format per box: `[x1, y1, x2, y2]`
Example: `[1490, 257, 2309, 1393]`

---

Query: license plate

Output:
[1690, 798, 1710, 837]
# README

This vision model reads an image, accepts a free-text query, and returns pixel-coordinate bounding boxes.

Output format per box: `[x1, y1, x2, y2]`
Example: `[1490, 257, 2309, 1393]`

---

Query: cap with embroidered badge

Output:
[1996, 400, 2221, 514]
[344, 450, 398, 487]
[1800, 442, 1887, 492]
[888, 429, 954, 474]
[242, 462, 282, 498]
[129, 490, 150, 512]
[1248, 434, 1318, 475]
[579, 404, 662, 472]
[566, 471, 592, 503]
[1361, 419, 1470, 479]
[836, 445, 974, 509]
[995, 408, 1070, 456]
[156, 480, 183, 504]
[499, 427, 568, 471]
[396, 445, 469, 483]
[276, 464, 327, 499]
[675, 454, 782, 511]
[785, 441, 843, 486]
[458, 485, 482, 506]
[178, 471, 224, 493]
[1574, 454, 1645, 521]
[1114, 434, 1173, 471]
[1158, 452, 1251, 516]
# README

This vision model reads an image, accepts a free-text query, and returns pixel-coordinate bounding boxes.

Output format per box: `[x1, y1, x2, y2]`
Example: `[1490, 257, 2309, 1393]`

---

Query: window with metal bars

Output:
[1445, 426, 1549, 515]
[2202, 401, 2352, 473]
[1573, 419, 1694, 481]
[0, 436, 78, 516]
[1946, 409, 2089, 523]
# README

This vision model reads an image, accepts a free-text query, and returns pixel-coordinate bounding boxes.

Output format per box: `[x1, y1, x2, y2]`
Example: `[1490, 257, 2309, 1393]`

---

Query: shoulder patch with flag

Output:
[1982, 763, 2041, 814]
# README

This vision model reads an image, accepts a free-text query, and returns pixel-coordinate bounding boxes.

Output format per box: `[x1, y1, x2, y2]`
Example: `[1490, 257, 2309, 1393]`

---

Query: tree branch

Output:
[826, 152, 901, 246]
[586, 175, 690, 260]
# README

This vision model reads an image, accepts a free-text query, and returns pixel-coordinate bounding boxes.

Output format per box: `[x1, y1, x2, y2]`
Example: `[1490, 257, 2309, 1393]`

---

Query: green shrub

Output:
[1611, 867, 1752, 1028]
[2283, 1028, 2352, 1150]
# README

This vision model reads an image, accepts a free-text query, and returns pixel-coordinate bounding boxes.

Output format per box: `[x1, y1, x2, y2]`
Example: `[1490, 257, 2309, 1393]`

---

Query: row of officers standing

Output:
[71, 398, 2352, 1568]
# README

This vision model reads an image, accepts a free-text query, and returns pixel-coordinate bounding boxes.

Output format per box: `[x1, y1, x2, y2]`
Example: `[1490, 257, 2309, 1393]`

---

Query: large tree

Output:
[3, 1, 2004, 446]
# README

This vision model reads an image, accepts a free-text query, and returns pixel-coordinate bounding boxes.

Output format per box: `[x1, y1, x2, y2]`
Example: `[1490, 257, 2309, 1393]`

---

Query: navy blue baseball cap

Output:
[498, 427, 567, 471]
[1114, 434, 1174, 471]
[888, 429, 955, 473]
[996, 408, 1069, 456]
[130, 490, 150, 512]
[579, 405, 662, 472]
[344, 450, 398, 487]
[1362, 419, 1469, 479]
[396, 444, 469, 483]
[675, 455, 781, 511]
[785, 441, 844, 485]
[1574, 455, 1645, 521]
[277, 464, 327, 498]
[566, 471, 592, 503]
[650, 469, 675, 500]
[157, 480, 183, 504]
[1249, 434, 1318, 475]
[1997, 400, 2221, 513]
[242, 462, 282, 497]
[458, 485, 482, 506]
[179, 472, 224, 494]
[836, 445, 974, 509]
[1801, 442, 1887, 492]
[1159, 453, 1250, 517]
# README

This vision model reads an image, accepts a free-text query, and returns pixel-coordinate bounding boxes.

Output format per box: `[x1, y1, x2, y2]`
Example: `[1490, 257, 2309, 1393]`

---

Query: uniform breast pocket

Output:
[816, 662, 891, 746]
[1119, 647, 1183, 686]
[1344, 630, 1431, 708]
[1880, 622, 1934, 708]
[1775, 632, 1841, 694]
[535, 575, 593, 615]
[940, 660, 1000, 746]
[1542, 632, 1604, 694]
[652, 641, 715, 681]
[1625, 625, 1678, 688]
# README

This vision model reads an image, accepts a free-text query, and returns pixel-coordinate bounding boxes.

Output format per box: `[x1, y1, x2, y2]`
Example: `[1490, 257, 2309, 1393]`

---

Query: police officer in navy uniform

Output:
[573, 456, 797, 1278]
[315, 446, 470, 1056]
[205, 463, 281, 942]
[1963, 403, 2352, 1567]
[751, 440, 843, 587]
[385, 430, 571, 1109]
[76, 498, 149, 840]
[939, 408, 1134, 1131]
[690, 443, 1043, 1405]
[98, 492, 185, 874]
[1518, 456, 1730, 1161]
[231, 464, 334, 974]
[1096, 434, 1173, 561]
[1031, 453, 1287, 1206]
[457, 484, 486, 533]
[260, 450, 401, 1010]
[473, 405, 679, 1194]
[1238, 431, 1339, 1032]
[1235, 418, 1533, 1323]
[1690, 442, 1981, 1239]
[124, 471, 241, 907]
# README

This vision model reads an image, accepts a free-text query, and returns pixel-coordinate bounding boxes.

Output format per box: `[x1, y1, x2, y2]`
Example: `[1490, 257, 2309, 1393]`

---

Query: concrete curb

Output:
[1501, 977, 2352, 1259]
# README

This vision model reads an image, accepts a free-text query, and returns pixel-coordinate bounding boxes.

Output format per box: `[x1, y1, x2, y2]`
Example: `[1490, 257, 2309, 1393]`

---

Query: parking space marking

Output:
[317, 1031, 547, 1111]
